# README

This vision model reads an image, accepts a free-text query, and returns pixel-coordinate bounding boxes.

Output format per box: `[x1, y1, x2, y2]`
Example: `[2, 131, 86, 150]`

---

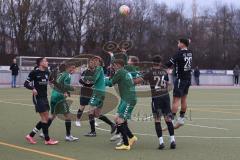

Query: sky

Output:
[156, 0, 240, 16]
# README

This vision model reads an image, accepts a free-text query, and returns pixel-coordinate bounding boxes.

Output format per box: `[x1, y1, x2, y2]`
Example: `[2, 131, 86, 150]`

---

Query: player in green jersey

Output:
[106, 59, 138, 151]
[49, 63, 79, 142]
[110, 56, 142, 144]
[84, 56, 116, 137]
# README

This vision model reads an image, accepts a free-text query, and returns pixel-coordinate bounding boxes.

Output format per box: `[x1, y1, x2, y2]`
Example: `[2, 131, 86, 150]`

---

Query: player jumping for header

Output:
[165, 38, 193, 128]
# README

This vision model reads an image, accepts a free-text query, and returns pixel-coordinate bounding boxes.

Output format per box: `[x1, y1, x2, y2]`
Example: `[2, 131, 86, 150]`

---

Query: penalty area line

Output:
[186, 124, 229, 131]
[96, 127, 240, 139]
[0, 141, 76, 160]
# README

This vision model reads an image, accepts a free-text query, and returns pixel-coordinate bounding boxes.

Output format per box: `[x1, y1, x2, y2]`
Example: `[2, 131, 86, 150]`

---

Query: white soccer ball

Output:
[119, 5, 130, 16]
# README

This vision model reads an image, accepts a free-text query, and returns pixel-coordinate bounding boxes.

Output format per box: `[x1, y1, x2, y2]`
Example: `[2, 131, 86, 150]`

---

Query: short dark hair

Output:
[152, 55, 162, 64]
[65, 62, 76, 68]
[179, 38, 190, 47]
[36, 57, 45, 66]
[113, 59, 125, 67]
[59, 64, 66, 72]
[91, 56, 103, 66]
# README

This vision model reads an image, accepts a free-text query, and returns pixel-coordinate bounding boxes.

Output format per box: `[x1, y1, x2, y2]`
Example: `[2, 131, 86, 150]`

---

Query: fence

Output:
[0, 68, 236, 87]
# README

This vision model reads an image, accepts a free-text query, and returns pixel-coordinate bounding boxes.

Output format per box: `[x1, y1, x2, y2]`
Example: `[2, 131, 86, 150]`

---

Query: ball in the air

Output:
[119, 5, 130, 16]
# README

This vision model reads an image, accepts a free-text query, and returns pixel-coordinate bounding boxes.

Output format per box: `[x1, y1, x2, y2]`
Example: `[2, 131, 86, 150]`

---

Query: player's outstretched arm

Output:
[133, 77, 143, 85]
[105, 77, 113, 87]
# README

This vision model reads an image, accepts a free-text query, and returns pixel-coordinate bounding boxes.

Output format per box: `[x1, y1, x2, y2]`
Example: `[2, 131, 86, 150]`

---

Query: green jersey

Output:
[85, 66, 105, 96]
[106, 68, 136, 104]
[52, 71, 74, 97]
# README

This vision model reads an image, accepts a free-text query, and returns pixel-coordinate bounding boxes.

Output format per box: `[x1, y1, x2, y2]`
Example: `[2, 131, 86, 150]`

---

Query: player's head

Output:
[36, 57, 48, 69]
[128, 56, 139, 65]
[120, 48, 127, 53]
[178, 38, 190, 49]
[59, 64, 66, 73]
[113, 59, 125, 71]
[91, 56, 103, 67]
[88, 58, 95, 70]
[13, 58, 17, 64]
[65, 62, 76, 74]
[152, 55, 162, 66]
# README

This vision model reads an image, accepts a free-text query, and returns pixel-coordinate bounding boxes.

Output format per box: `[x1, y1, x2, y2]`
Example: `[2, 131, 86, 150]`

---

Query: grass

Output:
[0, 87, 240, 160]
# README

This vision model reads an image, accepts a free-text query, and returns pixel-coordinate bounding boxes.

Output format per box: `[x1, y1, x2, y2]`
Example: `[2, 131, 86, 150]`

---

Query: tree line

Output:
[0, 0, 240, 69]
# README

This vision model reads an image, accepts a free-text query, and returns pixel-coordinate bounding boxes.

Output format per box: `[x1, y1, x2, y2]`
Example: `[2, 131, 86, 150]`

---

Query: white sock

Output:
[170, 136, 175, 142]
[159, 137, 164, 144]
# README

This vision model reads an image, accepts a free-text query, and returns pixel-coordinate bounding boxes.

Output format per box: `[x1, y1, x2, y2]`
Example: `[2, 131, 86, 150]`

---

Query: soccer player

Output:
[141, 56, 176, 149]
[50, 62, 79, 141]
[24, 57, 58, 145]
[106, 48, 128, 77]
[106, 59, 138, 150]
[165, 38, 193, 128]
[110, 56, 141, 145]
[75, 59, 95, 127]
[84, 56, 116, 137]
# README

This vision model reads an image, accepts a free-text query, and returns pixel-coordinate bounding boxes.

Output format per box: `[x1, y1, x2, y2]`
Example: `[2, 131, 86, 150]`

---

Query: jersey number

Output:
[184, 57, 192, 71]
[154, 76, 166, 89]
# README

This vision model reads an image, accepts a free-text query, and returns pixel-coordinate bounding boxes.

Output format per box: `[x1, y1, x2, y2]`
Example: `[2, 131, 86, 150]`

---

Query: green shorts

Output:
[117, 100, 136, 120]
[50, 95, 70, 115]
[89, 94, 105, 108]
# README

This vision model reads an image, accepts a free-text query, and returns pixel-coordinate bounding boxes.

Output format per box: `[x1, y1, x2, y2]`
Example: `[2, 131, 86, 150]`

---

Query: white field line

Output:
[106, 114, 230, 130]
[0, 100, 33, 107]
[192, 118, 240, 121]
[136, 103, 240, 107]
[96, 127, 240, 139]
[185, 124, 229, 130]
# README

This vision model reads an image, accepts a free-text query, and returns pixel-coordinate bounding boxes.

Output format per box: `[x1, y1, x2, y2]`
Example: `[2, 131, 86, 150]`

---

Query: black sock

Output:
[47, 118, 53, 127]
[124, 121, 133, 138]
[89, 114, 95, 133]
[116, 127, 120, 134]
[98, 115, 114, 126]
[117, 124, 129, 146]
[180, 111, 185, 118]
[29, 121, 42, 137]
[65, 120, 71, 136]
[155, 122, 162, 138]
[166, 121, 174, 136]
[77, 109, 83, 120]
[41, 122, 50, 141]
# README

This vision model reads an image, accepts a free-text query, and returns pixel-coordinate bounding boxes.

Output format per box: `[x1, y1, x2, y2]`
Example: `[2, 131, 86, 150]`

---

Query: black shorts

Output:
[33, 96, 50, 113]
[152, 94, 171, 118]
[173, 79, 191, 97]
[80, 96, 90, 106]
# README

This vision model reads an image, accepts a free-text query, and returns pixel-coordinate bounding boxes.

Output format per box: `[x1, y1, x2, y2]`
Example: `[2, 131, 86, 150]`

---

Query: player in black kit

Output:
[165, 38, 193, 128]
[24, 57, 58, 145]
[75, 59, 95, 127]
[138, 56, 176, 149]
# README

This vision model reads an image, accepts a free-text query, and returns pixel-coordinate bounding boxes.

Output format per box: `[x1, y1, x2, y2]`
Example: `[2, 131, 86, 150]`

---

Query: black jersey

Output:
[79, 69, 94, 98]
[143, 67, 169, 97]
[166, 49, 193, 80]
[24, 68, 50, 98]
